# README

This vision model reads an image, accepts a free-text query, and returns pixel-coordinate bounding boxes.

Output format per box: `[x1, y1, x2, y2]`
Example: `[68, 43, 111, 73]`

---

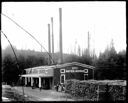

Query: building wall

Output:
[38, 68, 53, 76]
[53, 67, 61, 86]
[53, 65, 93, 85]
[25, 68, 54, 76]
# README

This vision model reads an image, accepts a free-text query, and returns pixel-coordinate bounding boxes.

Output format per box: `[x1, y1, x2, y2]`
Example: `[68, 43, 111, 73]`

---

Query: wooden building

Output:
[20, 62, 95, 89]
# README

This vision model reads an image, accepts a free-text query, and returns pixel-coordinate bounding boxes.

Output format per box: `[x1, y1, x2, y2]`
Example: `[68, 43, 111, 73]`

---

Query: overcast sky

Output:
[1, 2, 126, 56]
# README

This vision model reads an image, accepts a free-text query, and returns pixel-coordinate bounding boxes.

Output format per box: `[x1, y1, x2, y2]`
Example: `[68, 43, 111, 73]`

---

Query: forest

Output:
[2, 42, 126, 85]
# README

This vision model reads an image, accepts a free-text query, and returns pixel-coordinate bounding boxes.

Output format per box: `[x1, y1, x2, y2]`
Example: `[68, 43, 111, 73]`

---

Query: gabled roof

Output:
[53, 62, 95, 69]
[25, 62, 95, 70]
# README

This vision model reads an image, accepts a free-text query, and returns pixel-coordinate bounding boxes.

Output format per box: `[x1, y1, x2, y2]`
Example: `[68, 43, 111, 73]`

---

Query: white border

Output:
[60, 74, 65, 84]
[60, 69, 65, 73]
[84, 74, 88, 80]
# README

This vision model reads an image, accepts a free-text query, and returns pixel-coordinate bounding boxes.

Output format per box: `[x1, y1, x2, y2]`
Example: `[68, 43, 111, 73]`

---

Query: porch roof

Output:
[21, 74, 53, 77]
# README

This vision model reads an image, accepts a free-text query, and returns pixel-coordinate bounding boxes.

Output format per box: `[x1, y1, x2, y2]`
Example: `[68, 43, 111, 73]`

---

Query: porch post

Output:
[39, 77, 41, 88]
[31, 77, 33, 86]
[25, 77, 27, 86]
[93, 69, 94, 79]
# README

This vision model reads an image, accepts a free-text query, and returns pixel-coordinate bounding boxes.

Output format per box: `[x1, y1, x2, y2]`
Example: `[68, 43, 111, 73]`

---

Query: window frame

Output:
[60, 74, 65, 84]
[60, 69, 65, 73]
[84, 74, 88, 80]
[84, 69, 88, 73]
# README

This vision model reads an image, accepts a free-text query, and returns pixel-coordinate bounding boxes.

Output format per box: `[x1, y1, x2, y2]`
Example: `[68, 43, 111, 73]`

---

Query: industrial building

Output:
[20, 8, 95, 90]
[20, 62, 95, 89]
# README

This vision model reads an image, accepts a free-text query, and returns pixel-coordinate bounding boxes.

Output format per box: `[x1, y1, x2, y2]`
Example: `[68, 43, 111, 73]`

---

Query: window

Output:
[60, 69, 65, 73]
[60, 74, 65, 84]
[84, 69, 88, 73]
[84, 74, 88, 80]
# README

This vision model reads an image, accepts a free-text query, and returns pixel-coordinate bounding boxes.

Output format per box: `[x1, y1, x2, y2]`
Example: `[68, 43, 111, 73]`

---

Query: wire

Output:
[1, 13, 59, 95]
[1, 13, 59, 97]
[1, 13, 55, 64]
[1, 30, 25, 101]
[1, 31, 19, 69]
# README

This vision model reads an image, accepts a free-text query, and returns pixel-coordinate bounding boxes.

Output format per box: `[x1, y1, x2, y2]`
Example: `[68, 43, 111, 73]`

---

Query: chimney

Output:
[51, 17, 54, 64]
[88, 31, 90, 56]
[59, 8, 63, 64]
[48, 24, 51, 65]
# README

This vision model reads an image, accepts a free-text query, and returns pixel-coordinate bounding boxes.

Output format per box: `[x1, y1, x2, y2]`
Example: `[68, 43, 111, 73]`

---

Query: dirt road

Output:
[13, 86, 74, 101]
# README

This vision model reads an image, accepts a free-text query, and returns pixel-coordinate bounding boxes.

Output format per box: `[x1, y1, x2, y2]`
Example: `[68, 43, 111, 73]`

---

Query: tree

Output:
[2, 45, 48, 84]
[96, 39, 117, 67]
[2, 54, 19, 85]
[77, 45, 81, 56]
[117, 50, 126, 66]
[95, 39, 126, 80]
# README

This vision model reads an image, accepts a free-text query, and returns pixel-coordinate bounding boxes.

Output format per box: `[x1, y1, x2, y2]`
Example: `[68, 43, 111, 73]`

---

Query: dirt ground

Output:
[13, 86, 74, 101]
[2, 85, 34, 101]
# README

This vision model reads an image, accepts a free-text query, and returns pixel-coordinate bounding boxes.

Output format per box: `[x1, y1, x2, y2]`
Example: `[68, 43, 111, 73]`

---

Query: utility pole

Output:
[51, 17, 54, 64]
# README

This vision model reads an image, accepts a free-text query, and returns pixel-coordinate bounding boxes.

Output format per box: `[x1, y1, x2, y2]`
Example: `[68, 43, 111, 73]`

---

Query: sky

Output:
[1, 2, 126, 56]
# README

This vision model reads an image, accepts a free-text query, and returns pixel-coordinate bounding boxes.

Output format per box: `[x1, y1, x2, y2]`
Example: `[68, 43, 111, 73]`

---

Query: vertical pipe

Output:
[48, 24, 51, 65]
[59, 8, 63, 64]
[51, 17, 54, 64]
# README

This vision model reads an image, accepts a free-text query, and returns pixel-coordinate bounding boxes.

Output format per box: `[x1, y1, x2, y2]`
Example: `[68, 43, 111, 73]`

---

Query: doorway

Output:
[41, 77, 53, 89]
[84, 74, 88, 80]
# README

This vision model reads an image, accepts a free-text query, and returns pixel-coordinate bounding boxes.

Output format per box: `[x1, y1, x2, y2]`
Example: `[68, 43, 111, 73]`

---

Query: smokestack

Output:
[88, 31, 90, 56]
[59, 8, 63, 64]
[48, 24, 51, 65]
[51, 17, 54, 64]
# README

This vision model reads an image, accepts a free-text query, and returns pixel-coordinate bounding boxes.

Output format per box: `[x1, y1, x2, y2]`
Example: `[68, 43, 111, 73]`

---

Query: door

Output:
[84, 74, 88, 80]
[60, 74, 65, 84]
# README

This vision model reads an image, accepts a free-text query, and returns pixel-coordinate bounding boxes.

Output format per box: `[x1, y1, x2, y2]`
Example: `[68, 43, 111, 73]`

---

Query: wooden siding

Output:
[53, 64, 94, 85]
